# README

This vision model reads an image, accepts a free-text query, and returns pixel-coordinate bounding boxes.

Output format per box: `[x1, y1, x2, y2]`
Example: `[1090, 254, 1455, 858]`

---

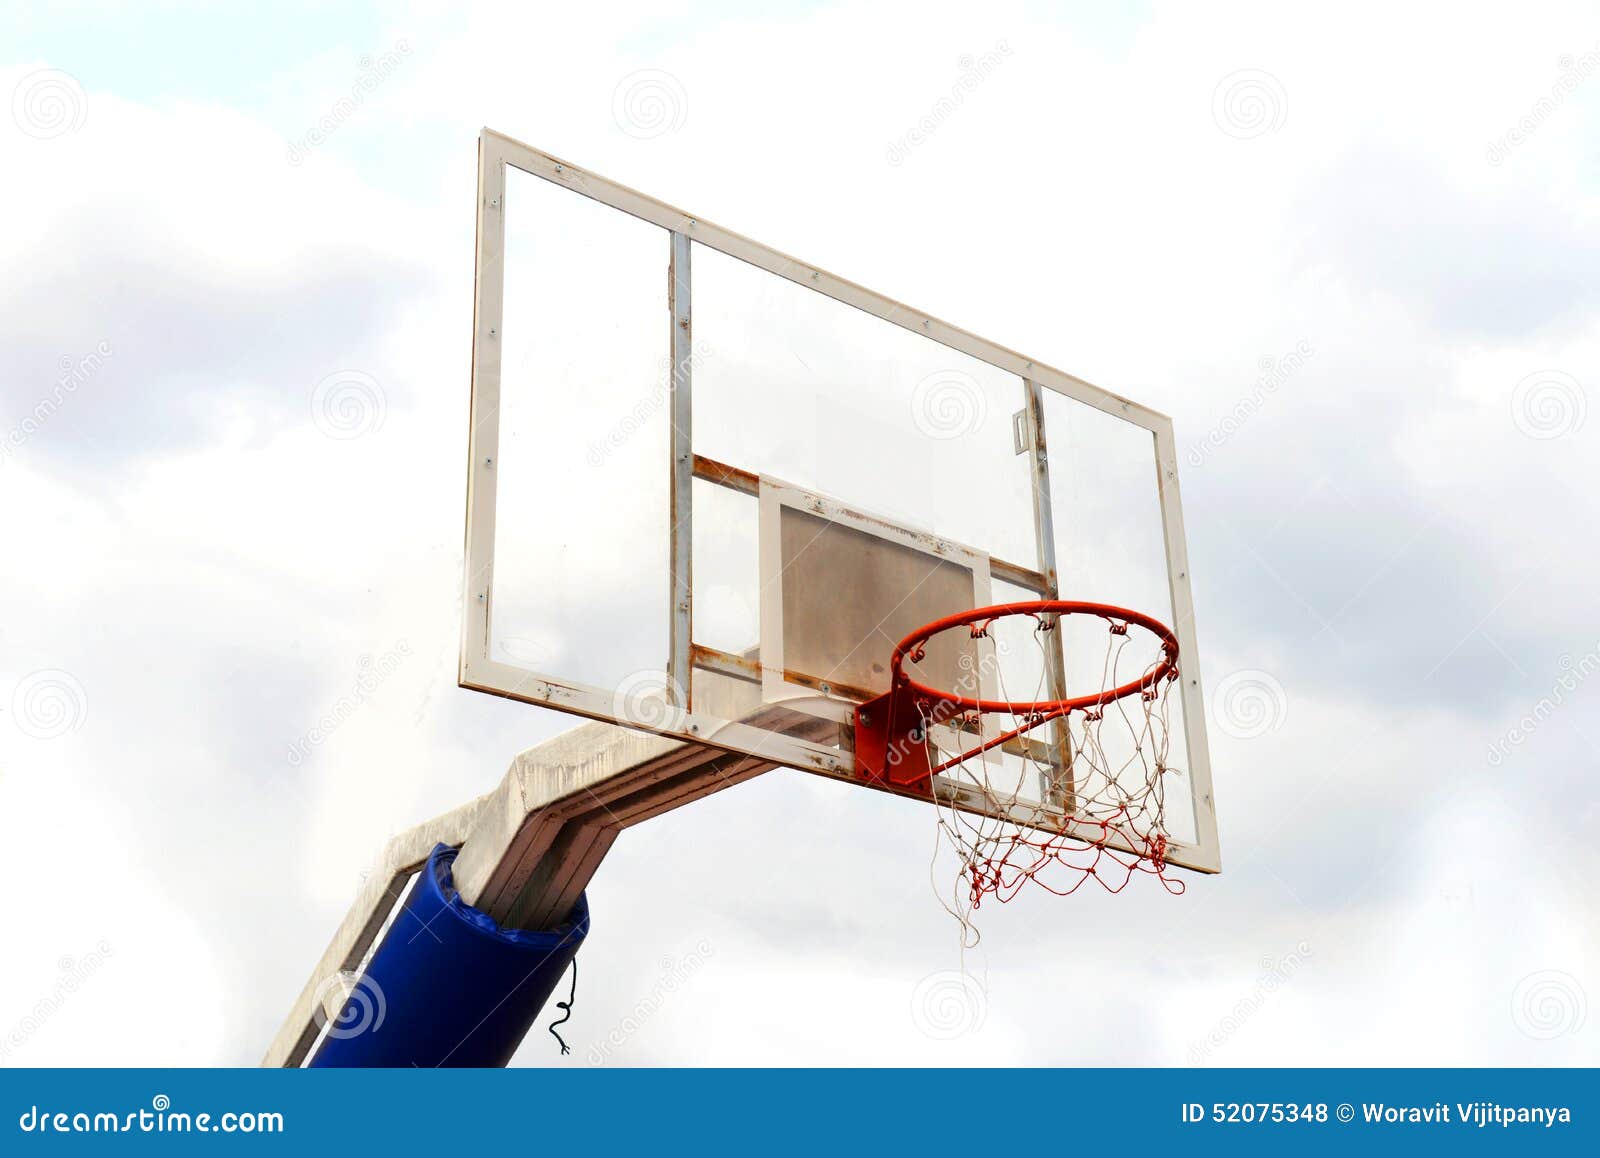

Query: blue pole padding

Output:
[309, 843, 588, 1068]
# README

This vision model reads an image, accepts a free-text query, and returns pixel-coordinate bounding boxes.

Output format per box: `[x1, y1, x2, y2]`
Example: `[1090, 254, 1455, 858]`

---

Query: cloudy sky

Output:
[2, 0, 1596, 1066]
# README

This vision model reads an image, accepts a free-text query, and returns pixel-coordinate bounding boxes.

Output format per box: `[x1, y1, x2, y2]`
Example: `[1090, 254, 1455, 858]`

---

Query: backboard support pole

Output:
[264, 723, 778, 1068]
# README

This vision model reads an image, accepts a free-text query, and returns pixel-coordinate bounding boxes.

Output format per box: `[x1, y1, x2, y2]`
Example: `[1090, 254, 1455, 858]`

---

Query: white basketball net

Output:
[919, 612, 1185, 944]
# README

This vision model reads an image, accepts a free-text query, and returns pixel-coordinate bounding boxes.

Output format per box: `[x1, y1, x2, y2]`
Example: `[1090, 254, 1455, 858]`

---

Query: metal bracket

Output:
[1011, 407, 1031, 455]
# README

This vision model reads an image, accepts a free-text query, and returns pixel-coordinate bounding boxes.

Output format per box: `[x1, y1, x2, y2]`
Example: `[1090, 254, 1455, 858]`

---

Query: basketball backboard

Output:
[461, 128, 1219, 875]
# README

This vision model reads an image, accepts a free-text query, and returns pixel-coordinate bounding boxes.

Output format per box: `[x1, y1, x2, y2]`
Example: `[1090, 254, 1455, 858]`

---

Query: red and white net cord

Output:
[921, 615, 1185, 940]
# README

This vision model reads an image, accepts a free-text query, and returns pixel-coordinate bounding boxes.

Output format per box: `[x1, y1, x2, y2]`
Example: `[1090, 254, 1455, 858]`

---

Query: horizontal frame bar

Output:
[693, 453, 1052, 595]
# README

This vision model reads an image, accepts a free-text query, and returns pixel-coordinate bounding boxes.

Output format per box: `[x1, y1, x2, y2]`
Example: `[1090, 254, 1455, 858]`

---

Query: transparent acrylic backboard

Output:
[462, 129, 1219, 873]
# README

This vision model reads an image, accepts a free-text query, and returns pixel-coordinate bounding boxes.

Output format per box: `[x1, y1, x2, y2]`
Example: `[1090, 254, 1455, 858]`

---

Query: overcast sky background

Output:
[2, 0, 1597, 1066]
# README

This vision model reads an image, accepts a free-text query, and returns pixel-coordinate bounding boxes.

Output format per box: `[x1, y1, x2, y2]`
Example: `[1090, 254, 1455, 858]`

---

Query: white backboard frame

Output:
[758, 475, 995, 723]
[460, 128, 1220, 873]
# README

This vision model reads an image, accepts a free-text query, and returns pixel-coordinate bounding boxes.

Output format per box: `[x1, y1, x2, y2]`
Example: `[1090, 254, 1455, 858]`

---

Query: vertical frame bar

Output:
[1023, 380, 1074, 810]
[668, 232, 693, 708]
[460, 136, 507, 688]
[1153, 419, 1220, 871]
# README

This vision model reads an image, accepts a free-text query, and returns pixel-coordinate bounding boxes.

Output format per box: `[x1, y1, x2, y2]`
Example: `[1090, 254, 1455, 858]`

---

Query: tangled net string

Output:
[916, 610, 1186, 944]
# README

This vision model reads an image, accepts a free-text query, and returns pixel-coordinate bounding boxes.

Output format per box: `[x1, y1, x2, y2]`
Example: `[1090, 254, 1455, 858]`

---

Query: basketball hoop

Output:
[854, 600, 1186, 927]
